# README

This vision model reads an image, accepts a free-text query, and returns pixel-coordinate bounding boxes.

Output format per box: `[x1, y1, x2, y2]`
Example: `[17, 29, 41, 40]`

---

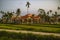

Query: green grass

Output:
[0, 24, 60, 33]
[0, 31, 60, 40]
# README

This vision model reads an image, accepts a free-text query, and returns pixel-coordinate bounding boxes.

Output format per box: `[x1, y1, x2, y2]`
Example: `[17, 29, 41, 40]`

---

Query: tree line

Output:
[0, 7, 60, 24]
[0, 1, 60, 24]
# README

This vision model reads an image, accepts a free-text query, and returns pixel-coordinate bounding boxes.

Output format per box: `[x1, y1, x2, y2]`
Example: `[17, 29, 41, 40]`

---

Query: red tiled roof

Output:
[11, 14, 41, 20]
[21, 16, 28, 19]
[25, 14, 32, 17]
[20, 14, 33, 19]
[32, 16, 40, 19]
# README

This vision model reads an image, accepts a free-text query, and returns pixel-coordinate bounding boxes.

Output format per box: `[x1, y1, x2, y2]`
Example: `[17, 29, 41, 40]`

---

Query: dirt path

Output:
[0, 29, 60, 37]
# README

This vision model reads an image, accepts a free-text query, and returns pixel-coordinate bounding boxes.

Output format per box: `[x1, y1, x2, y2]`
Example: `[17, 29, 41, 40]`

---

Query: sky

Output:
[0, 0, 60, 16]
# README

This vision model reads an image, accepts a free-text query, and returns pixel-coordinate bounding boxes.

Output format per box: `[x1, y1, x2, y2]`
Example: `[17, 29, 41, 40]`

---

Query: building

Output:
[11, 14, 41, 24]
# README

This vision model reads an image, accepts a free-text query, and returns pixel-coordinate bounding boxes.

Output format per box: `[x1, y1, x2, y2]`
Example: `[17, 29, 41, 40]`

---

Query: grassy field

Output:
[0, 31, 60, 40]
[0, 24, 60, 33]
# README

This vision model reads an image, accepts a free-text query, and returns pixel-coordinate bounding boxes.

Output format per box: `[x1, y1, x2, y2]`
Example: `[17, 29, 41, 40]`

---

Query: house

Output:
[32, 16, 40, 23]
[11, 14, 41, 24]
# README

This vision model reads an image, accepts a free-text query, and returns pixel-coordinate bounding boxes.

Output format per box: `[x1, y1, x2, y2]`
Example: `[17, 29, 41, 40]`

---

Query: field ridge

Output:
[0, 29, 60, 37]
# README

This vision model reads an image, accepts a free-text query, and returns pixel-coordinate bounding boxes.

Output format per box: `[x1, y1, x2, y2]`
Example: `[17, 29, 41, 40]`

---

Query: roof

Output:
[11, 14, 41, 20]
[32, 16, 40, 19]
[25, 14, 33, 17]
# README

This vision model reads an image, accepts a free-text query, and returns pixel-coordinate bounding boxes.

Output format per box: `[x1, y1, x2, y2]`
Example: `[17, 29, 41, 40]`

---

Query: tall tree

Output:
[58, 6, 60, 10]
[57, 6, 60, 15]
[32, 14, 35, 24]
[0, 11, 5, 14]
[49, 10, 52, 13]
[54, 11, 58, 24]
[49, 10, 53, 24]
[16, 8, 21, 17]
[15, 8, 21, 24]
[47, 11, 50, 24]
[0, 11, 14, 23]
[26, 1, 30, 14]
[7, 12, 13, 23]
[0, 11, 7, 23]
[38, 9, 46, 23]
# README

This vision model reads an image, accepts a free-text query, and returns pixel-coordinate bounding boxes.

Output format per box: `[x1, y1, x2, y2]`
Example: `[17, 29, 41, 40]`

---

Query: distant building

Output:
[11, 14, 41, 24]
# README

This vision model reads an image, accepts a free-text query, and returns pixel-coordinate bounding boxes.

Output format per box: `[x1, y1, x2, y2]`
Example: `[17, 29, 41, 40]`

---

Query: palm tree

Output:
[54, 11, 58, 24]
[57, 6, 60, 15]
[58, 6, 60, 10]
[47, 11, 51, 24]
[16, 8, 21, 17]
[0, 11, 5, 14]
[7, 12, 13, 23]
[1, 11, 13, 23]
[2, 13, 8, 23]
[26, 1, 30, 14]
[0, 11, 14, 23]
[32, 14, 35, 24]
[15, 8, 21, 24]
[49, 10, 52, 13]
[0, 11, 7, 23]
[38, 9, 46, 23]
[49, 10, 53, 24]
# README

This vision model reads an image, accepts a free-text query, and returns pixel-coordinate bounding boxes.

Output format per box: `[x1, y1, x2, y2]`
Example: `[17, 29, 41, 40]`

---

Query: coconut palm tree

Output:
[7, 12, 13, 23]
[15, 8, 21, 24]
[0, 11, 14, 23]
[58, 6, 60, 10]
[47, 11, 49, 21]
[49, 10, 52, 13]
[47, 11, 51, 24]
[16, 8, 21, 17]
[54, 11, 58, 24]
[32, 14, 35, 24]
[0, 11, 7, 23]
[49, 10, 53, 24]
[26, 1, 30, 14]
[1, 11, 13, 23]
[0, 11, 5, 14]
[26, 2, 31, 24]
[38, 9, 46, 23]
[57, 6, 60, 15]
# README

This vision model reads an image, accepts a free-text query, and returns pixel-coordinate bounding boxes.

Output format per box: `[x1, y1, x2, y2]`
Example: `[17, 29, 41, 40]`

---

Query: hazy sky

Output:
[0, 0, 60, 16]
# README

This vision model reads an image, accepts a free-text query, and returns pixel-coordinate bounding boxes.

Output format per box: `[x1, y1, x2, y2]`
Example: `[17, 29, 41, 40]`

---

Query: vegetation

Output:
[0, 6, 60, 24]
[26, 1, 30, 14]
[0, 31, 60, 40]
[0, 1, 60, 40]
[16, 8, 21, 17]
[0, 24, 60, 33]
